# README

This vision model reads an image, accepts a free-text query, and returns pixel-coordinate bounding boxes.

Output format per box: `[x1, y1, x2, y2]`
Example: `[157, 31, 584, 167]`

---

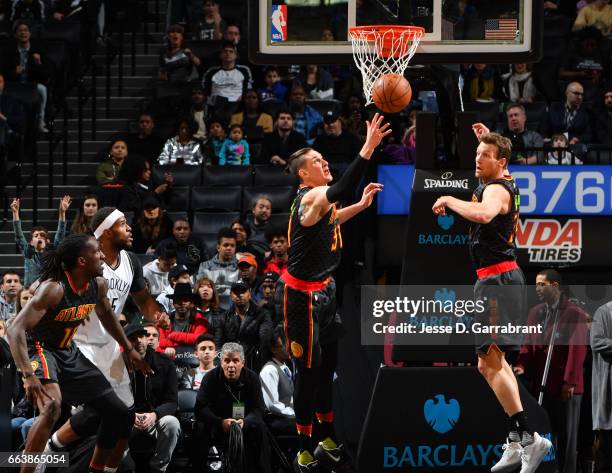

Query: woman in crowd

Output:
[296, 65, 334, 99]
[194, 277, 224, 348]
[502, 63, 541, 103]
[96, 139, 129, 185]
[230, 90, 274, 141]
[159, 118, 205, 165]
[231, 218, 266, 266]
[118, 154, 174, 212]
[70, 195, 99, 234]
[0, 320, 6, 339]
[130, 197, 174, 254]
[159, 24, 201, 82]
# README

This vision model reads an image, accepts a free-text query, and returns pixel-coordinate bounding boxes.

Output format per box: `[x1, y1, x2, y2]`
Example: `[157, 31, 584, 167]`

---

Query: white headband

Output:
[93, 209, 125, 239]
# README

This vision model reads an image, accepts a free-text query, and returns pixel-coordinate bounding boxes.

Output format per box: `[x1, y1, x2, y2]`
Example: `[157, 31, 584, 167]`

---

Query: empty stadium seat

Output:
[191, 186, 242, 212]
[39, 19, 80, 46]
[193, 212, 240, 234]
[253, 165, 298, 186]
[202, 166, 253, 186]
[261, 100, 284, 118]
[165, 186, 190, 211]
[154, 165, 202, 186]
[543, 16, 572, 38]
[269, 213, 290, 228]
[464, 101, 500, 130]
[5, 83, 41, 114]
[243, 187, 295, 214]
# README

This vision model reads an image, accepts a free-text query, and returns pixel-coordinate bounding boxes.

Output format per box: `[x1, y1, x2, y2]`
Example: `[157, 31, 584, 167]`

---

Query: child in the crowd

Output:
[10, 196, 71, 287]
[206, 118, 226, 163]
[180, 333, 218, 390]
[219, 124, 250, 165]
[547, 133, 582, 165]
[257, 66, 287, 102]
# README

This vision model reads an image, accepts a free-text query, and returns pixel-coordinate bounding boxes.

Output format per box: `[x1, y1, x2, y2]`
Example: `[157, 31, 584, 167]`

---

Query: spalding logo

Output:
[424, 394, 460, 434]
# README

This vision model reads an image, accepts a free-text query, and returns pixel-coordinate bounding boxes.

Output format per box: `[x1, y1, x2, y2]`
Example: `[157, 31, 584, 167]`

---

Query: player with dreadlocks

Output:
[277, 113, 390, 473]
[7, 233, 151, 473]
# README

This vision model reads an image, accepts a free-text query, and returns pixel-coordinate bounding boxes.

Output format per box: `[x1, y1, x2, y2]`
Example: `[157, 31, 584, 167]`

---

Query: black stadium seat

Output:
[202, 165, 253, 186]
[165, 186, 190, 211]
[464, 101, 500, 130]
[167, 211, 189, 223]
[243, 186, 295, 214]
[253, 165, 298, 186]
[193, 212, 240, 234]
[269, 213, 290, 228]
[5, 83, 41, 114]
[39, 19, 80, 46]
[191, 186, 242, 212]
[154, 165, 202, 186]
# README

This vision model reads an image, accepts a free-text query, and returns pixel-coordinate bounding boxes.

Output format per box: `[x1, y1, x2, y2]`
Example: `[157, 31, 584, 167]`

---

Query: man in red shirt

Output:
[263, 225, 288, 276]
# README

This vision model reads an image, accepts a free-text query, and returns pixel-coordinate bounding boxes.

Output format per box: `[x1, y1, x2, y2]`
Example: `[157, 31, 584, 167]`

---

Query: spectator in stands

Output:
[263, 226, 288, 277]
[248, 195, 272, 244]
[259, 110, 308, 166]
[143, 244, 177, 297]
[159, 283, 209, 357]
[10, 0, 44, 24]
[181, 333, 217, 390]
[188, 85, 208, 141]
[296, 65, 334, 100]
[0, 319, 6, 339]
[342, 94, 367, 142]
[96, 138, 128, 185]
[159, 24, 200, 82]
[194, 276, 224, 346]
[502, 63, 541, 103]
[560, 27, 607, 100]
[232, 219, 264, 263]
[237, 253, 263, 305]
[573, 0, 612, 36]
[219, 124, 250, 165]
[127, 113, 166, 165]
[257, 66, 287, 102]
[0, 271, 21, 322]
[158, 117, 205, 165]
[463, 64, 503, 102]
[157, 218, 210, 275]
[515, 270, 589, 473]
[15, 286, 32, 316]
[591, 296, 612, 472]
[223, 22, 241, 45]
[70, 194, 99, 234]
[384, 109, 417, 164]
[501, 103, 543, 164]
[289, 83, 323, 144]
[219, 280, 273, 371]
[544, 82, 593, 144]
[547, 133, 582, 164]
[596, 88, 612, 143]
[193, 342, 270, 473]
[156, 264, 192, 314]
[260, 327, 294, 434]
[0, 73, 25, 139]
[197, 227, 239, 310]
[4, 21, 49, 132]
[260, 272, 279, 322]
[314, 110, 362, 166]
[118, 155, 174, 212]
[202, 41, 253, 118]
[125, 322, 181, 473]
[230, 90, 273, 142]
[204, 117, 226, 163]
[197, 0, 224, 40]
[131, 198, 174, 254]
[11, 196, 70, 287]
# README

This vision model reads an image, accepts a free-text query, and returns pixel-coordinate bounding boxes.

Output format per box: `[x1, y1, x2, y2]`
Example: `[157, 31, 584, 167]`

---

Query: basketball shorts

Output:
[473, 265, 526, 356]
[27, 341, 113, 405]
[275, 276, 342, 369]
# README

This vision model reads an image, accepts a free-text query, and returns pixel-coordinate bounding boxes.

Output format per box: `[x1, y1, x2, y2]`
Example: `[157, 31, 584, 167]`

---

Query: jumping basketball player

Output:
[40, 208, 169, 471]
[278, 113, 390, 473]
[432, 123, 552, 473]
[7, 233, 151, 473]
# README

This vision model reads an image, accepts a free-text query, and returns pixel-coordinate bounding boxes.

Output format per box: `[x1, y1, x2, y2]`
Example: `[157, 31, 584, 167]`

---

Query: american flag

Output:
[485, 18, 517, 40]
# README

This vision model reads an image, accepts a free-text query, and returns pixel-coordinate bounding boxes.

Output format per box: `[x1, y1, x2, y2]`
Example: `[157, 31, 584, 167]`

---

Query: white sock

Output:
[50, 432, 65, 449]
[103, 467, 118, 473]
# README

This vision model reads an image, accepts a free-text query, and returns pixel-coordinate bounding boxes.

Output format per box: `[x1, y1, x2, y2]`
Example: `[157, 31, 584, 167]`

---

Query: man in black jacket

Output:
[543, 82, 593, 144]
[194, 342, 270, 473]
[259, 110, 308, 166]
[156, 218, 210, 275]
[220, 280, 273, 371]
[126, 323, 180, 473]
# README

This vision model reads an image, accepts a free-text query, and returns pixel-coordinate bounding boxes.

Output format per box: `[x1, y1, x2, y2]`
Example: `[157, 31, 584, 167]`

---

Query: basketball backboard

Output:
[248, 0, 542, 65]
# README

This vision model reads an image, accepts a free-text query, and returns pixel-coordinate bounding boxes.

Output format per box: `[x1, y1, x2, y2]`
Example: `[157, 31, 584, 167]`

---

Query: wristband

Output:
[22, 371, 35, 381]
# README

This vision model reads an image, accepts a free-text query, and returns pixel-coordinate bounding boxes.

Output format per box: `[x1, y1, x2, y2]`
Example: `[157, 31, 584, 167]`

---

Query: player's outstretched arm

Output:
[337, 182, 384, 224]
[432, 185, 507, 224]
[95, 277, 153, 374]
[8, 281, 63, 377]
[132, 288, 170, 328]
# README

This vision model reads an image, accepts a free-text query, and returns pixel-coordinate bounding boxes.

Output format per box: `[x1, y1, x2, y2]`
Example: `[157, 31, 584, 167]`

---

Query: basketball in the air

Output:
[371, 73, 412, 114]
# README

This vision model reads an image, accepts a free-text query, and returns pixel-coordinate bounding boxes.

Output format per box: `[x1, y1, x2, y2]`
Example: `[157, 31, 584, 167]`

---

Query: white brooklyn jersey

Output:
[74, 250, 136, 345]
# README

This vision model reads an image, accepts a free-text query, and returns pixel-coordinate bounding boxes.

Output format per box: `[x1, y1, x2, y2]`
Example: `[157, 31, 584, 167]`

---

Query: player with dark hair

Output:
[278, 113, 390, 472]
[432, 123, 552, 473]
[7, 233, 150, 473]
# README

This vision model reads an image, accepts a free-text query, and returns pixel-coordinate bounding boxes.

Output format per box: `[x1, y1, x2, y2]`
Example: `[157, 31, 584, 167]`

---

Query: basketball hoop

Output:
[349, 25, 424, 106]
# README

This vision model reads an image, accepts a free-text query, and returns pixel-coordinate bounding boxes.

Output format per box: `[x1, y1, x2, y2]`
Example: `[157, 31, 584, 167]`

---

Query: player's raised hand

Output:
[432, 197, 448, 216]
[362, 113, 392, 158]
[155, 311, 170, 329]
[472, 123, 490, 140]
[359, 183, 384, 209]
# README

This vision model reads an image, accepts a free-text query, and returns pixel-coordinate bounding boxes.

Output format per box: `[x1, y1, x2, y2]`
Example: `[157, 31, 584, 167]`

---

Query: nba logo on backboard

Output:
[271, 5, 287, 43]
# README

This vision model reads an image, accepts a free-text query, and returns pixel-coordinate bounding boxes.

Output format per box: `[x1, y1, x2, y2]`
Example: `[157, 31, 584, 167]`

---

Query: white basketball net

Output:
[349, 26, 424, 105]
